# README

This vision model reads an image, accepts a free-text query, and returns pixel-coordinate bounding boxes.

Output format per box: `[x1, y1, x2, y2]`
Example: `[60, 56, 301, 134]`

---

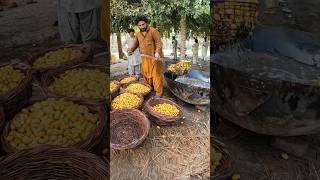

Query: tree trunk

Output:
[116, 32, 124, 59]
[179, 15, 187, 58]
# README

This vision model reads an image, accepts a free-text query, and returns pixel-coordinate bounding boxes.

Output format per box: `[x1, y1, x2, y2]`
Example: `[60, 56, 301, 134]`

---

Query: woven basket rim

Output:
[0, 64, 33, 102]
[41, 63, 107, 104]
[110, 108, 150, 150]
[111, 92, 144, 111]
[145, 98, 183, 122]
[0, 145, 109, 178]
[1, 98, 106, 153]
[122, 81, 152, 96]
[28, 44, 92, 72]
[210, 137, 233, 179]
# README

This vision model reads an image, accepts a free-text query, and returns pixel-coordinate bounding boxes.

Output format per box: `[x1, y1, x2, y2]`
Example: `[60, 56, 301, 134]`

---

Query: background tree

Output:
[111, 0, 210, 58]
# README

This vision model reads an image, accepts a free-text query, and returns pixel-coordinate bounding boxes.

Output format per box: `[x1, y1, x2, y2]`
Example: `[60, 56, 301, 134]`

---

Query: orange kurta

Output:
[129, 26, 164, 96]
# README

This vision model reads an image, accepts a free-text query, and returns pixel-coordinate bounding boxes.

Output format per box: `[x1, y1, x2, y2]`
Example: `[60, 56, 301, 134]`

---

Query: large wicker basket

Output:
[212, 0, 259, 45]
[0, 145, 109, 179]
[122, 81, 152, 97]
[110, 108, 150, 150]
[29, 44, 93, 77]
[111, 92, 144, 111]
[144, 98, 183, 126]
[0, 63, 33, 120]
[41, 63, 108, 105]
[1, 98, 106, 153]
[210, 137, 233, 180]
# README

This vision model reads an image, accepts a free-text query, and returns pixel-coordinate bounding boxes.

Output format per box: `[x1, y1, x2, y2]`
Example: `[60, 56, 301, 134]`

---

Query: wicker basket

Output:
[210, 137, 233, 180]
[41, 63, 107, 105]
[0, 145, 109, 179]
[0, 63, 33, 120]
[144, 98, 183, 126]
[29, 44, 93, 78]
[118, 75, 139, 86]
[212, 0, 259, 45]
[111, 92, 144, 111]
[122, 81, 152, 97]
[110, 108, 150, 150]
[110, 80, 120, 99]
[1, 98, 106, 153]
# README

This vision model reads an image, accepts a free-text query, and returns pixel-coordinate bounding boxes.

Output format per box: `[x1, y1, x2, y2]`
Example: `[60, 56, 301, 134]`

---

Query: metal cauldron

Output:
[211, 48, 320, 136]
[164, 69, 210, 105]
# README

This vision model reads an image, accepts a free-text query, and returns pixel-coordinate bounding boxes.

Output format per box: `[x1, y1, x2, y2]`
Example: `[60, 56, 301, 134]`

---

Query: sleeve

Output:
[129, 37, 139, 52]
[152, 29, 163, 54]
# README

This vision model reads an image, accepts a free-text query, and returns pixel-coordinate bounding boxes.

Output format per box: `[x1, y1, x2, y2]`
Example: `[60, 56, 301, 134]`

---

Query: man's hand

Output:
[154, 52, 160, 60]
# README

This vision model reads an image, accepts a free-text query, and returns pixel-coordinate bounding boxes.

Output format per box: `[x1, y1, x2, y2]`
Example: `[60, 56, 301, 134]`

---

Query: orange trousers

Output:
[141, 58, 164, 96]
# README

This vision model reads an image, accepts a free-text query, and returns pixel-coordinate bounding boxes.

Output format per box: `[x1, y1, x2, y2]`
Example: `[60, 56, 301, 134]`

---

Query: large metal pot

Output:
[164, 70, 210, 105]
[211, 50, 320, 136]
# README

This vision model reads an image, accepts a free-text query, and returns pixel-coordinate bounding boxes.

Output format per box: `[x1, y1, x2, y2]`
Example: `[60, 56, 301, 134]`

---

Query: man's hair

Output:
[127, 28, 135, 33]
[134, 15, 148, 25]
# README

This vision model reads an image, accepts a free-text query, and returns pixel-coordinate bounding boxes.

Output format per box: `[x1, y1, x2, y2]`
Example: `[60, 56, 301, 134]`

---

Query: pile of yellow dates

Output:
[49, 68, 107, 99]
[110, 81, 118, 92]
[6, 98, 98, 150]
[124, 83, 150, 94]
[168, 60, 191, 75]
[33, 48, 82, 69]
[152, 103, 179, 116]
[120, 76, 137, 84]
[112, 93, 141, 109]
[0, 65, 25, 95]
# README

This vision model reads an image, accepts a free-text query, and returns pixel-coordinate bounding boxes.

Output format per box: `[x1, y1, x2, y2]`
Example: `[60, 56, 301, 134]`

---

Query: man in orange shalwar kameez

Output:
[128, 16, 164, 98]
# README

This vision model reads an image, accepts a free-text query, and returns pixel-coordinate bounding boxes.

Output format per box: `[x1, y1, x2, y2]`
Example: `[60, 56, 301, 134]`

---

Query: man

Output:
[172, 36, 178, 61]
[57, 0, 101, 46]
[128, 16, 164, 98]
[192, 38, 199, 64]
[124, 28, 141, 76]
[201, 37, 209, 61]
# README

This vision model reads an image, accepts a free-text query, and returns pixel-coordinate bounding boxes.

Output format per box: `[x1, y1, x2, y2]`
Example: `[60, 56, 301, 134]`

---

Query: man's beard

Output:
[139, 25, 148, 32]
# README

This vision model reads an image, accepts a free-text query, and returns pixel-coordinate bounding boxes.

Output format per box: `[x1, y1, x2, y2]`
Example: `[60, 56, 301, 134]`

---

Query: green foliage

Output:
[111, 0, 210, 37]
